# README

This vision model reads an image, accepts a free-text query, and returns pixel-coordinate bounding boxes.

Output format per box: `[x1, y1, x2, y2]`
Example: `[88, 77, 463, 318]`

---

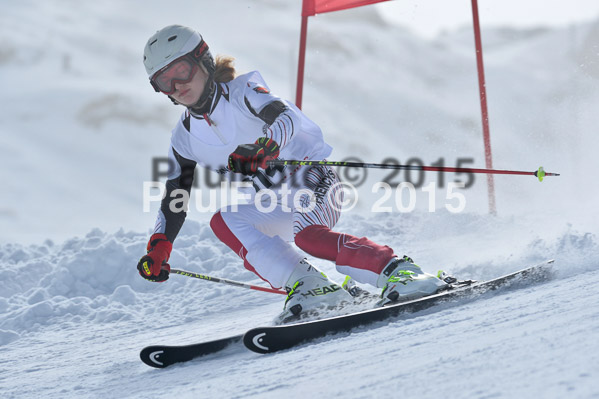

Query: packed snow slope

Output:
[1, 214, 598, 398]
[1, 0, 599, 398]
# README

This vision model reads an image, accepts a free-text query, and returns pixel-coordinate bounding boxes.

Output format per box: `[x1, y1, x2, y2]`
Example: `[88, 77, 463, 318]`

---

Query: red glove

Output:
[228, 137, 279, 175]
[137, 233, 172, 282]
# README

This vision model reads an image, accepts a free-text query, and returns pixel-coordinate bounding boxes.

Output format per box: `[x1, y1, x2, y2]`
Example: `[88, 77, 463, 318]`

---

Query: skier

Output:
[137, 25, 452, 317]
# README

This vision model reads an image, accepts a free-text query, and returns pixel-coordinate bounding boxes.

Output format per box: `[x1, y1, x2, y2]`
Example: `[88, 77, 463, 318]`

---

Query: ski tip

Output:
[140, 347, 168, 368]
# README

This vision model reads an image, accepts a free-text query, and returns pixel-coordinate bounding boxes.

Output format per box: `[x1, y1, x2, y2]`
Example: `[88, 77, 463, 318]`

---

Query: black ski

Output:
[139, 260, 554, 366]
[243, 260, 555, 354]
[140, 334, 243, 368]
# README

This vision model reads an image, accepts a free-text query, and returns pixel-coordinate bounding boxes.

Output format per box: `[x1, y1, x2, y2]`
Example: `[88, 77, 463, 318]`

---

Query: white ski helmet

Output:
[143, 25, 215, 90]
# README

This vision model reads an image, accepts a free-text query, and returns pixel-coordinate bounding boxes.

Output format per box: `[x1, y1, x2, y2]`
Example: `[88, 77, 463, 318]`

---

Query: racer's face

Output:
[169, 64, 208, 106]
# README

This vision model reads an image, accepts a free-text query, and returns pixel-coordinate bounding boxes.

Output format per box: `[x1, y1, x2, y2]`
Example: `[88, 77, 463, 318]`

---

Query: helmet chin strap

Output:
[189, 79, 216, 116]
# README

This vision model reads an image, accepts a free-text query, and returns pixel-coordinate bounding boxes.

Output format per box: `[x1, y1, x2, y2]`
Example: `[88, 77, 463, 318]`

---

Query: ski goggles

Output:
[151, 58, 198, 94]
[150, 40, 209, 95]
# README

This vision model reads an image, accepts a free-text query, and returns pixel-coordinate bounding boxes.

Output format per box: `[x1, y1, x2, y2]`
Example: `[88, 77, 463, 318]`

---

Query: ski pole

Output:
[170, 268, 287, 295]
[267, 160, 559, 182]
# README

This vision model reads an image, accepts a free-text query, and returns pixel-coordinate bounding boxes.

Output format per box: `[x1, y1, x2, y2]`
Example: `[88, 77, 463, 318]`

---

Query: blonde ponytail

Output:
[213, 55, 236, 83]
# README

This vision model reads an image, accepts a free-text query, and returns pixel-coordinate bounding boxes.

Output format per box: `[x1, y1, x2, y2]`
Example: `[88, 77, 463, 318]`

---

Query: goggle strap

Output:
[191, 40, 209, 63]
[150, 79, 161, 92]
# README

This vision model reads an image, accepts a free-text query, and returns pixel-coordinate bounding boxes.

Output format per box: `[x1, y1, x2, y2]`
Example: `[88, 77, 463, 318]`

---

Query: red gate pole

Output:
[471, 0, 497, 215]
[295, 14, 309, 109]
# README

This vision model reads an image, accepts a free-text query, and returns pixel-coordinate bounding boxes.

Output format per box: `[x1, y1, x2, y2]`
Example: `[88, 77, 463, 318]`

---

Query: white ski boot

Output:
[377, 256, 448, 306]
[282, 259, 353, 318]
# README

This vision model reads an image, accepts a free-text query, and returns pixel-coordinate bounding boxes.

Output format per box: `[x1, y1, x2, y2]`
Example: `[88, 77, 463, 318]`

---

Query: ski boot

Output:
[280, 259, 353, 320]
[377, 256, 448, 306]
[437, 270, 458, 284]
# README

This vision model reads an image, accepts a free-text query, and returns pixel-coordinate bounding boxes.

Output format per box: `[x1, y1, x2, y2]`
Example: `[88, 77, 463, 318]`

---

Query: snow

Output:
[1, 0, 599, 398]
